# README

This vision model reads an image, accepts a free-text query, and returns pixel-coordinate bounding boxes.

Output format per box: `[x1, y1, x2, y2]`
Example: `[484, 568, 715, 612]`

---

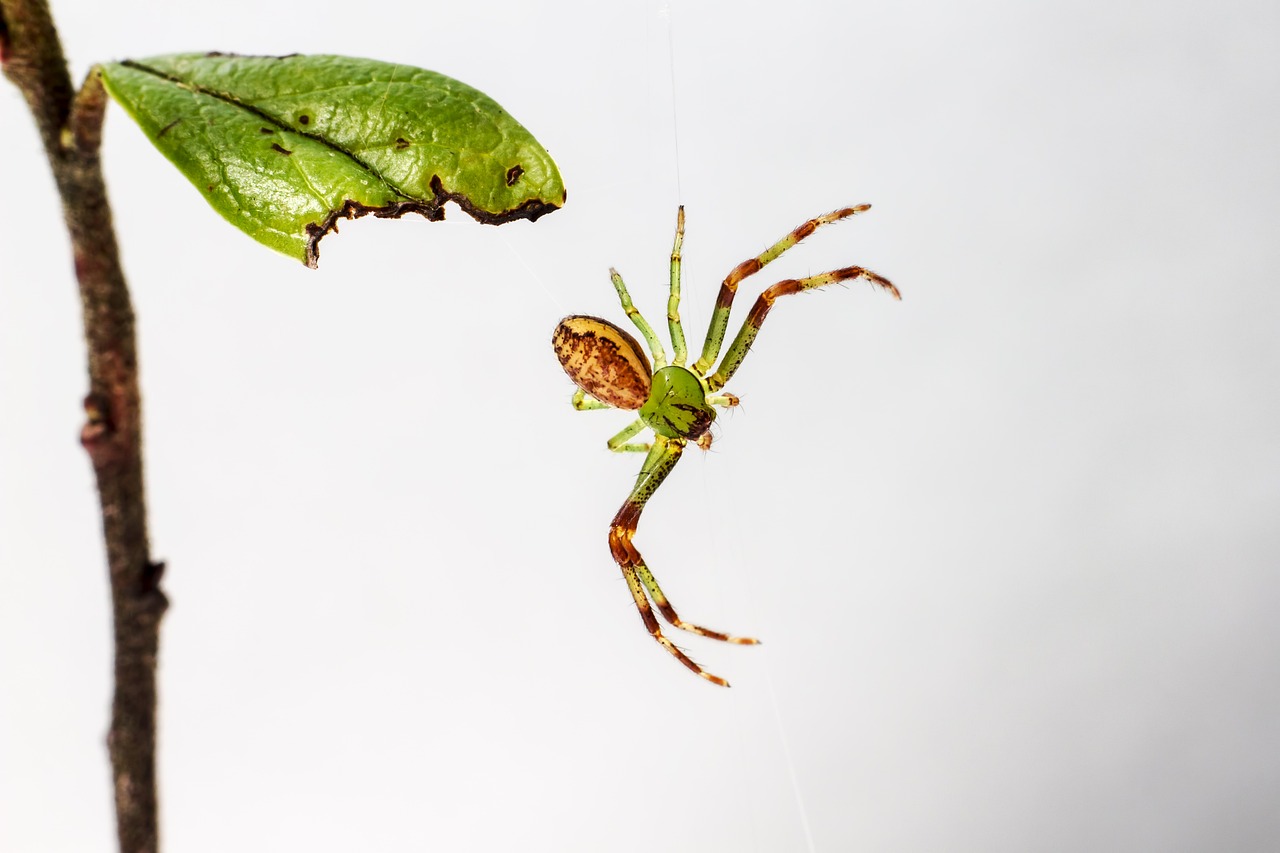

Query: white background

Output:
[2, 1, 1278, 850]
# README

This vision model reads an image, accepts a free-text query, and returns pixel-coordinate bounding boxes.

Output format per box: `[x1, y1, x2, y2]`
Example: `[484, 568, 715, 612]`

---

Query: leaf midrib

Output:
[119, 59, 414, 202]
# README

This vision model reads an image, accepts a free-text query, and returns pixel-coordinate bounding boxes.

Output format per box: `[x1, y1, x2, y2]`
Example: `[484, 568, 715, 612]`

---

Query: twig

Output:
[1, 2, 166, 851]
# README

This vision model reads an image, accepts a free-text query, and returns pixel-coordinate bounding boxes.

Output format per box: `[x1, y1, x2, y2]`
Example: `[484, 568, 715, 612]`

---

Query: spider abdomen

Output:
[552, 315, 653, 410]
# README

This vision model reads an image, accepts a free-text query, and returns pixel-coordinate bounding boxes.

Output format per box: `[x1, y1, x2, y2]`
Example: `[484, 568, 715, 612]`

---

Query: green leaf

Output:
[99, 53, 565, 267]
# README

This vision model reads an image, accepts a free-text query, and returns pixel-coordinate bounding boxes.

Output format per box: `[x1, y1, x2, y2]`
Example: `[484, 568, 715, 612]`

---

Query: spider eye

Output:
[552, 316, 652, 410]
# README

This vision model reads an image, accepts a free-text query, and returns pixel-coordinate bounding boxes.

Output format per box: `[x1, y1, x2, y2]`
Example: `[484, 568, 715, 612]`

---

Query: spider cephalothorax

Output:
[553, 205, 899, 685]
[553, 317, 718, 442]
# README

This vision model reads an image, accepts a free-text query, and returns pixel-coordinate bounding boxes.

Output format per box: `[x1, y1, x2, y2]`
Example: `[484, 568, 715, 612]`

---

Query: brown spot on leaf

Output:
[506, 165, 524, 187]
[298, 114, 310, 125]
[157, 118, 182, 138]
[271, 142, 293, 156]
[395, 137, 410, 150]
[259, 127, 274, 134]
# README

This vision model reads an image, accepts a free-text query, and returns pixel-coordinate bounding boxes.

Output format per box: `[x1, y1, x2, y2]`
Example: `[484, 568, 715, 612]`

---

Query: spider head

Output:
[639, 366, 716, 441]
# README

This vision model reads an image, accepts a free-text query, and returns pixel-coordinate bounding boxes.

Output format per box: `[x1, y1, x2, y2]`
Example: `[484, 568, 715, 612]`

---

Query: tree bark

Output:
[1, 2, 165, 851]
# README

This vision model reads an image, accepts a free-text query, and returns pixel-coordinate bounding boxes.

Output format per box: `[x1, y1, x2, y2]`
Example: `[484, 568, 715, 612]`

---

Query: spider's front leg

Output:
[609, 435, 759, 687]
[707, 265, 900, 391]
[693, 204, 876, 375]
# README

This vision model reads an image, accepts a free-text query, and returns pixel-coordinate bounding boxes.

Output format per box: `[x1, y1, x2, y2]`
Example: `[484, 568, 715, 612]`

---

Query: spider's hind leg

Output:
[609, 436, 758, 686]
[634, 563, 759, 646]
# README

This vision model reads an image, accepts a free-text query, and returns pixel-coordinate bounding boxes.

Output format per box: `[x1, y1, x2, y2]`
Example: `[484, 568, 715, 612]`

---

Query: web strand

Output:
[659, 1, 684, 201]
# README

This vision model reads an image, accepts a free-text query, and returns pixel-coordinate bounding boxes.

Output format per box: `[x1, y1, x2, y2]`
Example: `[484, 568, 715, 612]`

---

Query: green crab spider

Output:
[552, 205, 900, 686]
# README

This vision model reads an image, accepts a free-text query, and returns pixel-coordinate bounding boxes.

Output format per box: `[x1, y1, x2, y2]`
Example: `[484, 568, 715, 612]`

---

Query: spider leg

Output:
[668, 206, 689, 365]
[692, 205, 874, 375]
[633, 563, 759, 646]
[707, 393, 739, 409]
[609, 436, 755, 686]
[572, 392, 651, 451]
[609, 268, 668, 368]
[706, 265, 900, 392]
[607, 418, 651, 453]
[571, 389, 611, 410]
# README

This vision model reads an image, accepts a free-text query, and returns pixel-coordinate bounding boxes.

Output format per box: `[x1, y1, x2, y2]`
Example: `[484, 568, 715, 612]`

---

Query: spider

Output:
[552, 204, 900, 686]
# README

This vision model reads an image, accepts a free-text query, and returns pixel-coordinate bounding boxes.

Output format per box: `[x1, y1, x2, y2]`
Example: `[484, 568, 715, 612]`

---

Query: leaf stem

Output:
[1, 2, 165, 852]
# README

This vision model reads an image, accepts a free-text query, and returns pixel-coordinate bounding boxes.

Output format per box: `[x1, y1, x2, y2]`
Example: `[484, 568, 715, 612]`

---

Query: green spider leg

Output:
[607, 418, 651, 453]
[667, 206, 689, 366]
[706, 264, 900, 391]
[569, 391, 652, 452]
[707, 393, 739, 408]
[609, 268, 667, 369]
[609, 435, 759, 687]
[692, 204, 874, 376]
[706, 262, 906, 389]
[570, 376, 736, 448]
[571, 389, 611, 410]
[609, 205, 694, 370]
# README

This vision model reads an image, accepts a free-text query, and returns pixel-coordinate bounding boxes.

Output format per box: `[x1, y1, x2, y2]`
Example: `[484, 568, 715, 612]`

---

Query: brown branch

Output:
[1, 2, 166, 852]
